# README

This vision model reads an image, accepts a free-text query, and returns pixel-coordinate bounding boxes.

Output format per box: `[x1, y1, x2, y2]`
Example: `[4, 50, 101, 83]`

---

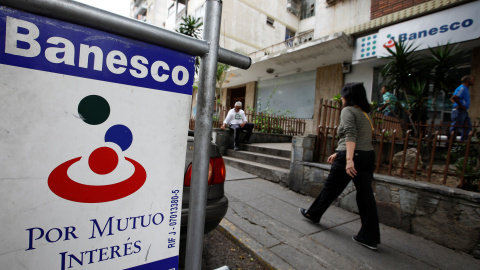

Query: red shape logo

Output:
[48, 156, 146, 203]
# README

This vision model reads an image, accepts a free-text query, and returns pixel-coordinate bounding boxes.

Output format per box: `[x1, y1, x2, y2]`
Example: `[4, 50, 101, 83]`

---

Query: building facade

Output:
[131, 0, 480, 135]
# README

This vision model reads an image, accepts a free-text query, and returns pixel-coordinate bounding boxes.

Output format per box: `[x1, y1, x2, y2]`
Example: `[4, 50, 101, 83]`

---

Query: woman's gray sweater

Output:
[336, 106, 374, 151]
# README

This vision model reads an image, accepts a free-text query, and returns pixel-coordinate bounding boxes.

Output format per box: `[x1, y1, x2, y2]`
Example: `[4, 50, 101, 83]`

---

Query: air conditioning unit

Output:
[287, 0, 299, 16]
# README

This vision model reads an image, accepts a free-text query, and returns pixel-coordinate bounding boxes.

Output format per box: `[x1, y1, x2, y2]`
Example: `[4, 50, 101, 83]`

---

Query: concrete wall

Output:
[298, 15, 315, 34]
[212, 129, 292, 156]
[315, 0, 371, 38]
[289, 135, 480, 259]
[219, 0, 301, 54]
[345, 65, 375, 102]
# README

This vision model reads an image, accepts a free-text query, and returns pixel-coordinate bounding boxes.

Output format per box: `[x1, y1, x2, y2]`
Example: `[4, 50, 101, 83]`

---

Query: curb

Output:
[217, 219, 294, 270]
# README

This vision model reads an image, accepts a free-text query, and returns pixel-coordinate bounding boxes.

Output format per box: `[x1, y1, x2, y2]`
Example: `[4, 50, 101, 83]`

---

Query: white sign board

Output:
[0, 6, 194, 270]
[352, 33, 379, 62]
[376, 1, 480, 57]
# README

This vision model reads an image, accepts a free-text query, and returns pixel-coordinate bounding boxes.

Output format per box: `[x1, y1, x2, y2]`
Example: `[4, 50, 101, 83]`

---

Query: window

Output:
[257, 71, 316, 119]
[266, 17, 275, 27]
[285, 28, 295, 47]
[287, 0, 299, 16]
[168, 4, 175, 16]
[300, 0, 315, 20]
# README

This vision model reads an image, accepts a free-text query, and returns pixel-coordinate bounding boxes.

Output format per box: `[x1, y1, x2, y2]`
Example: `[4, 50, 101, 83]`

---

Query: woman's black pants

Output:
[307, 150, 380, 244]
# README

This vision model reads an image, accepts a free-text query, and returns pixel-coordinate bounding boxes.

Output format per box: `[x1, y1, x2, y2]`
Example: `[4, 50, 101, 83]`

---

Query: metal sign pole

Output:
[185, 0, 222, 269]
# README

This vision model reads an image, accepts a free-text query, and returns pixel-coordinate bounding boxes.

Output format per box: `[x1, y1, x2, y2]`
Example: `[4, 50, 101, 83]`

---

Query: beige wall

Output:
[245, 81, 256, 111]
[220, 0, 300, 54]
[312, 64, 343, 133]
[470, 47, 480, 121]
[315, 0, 370, 38]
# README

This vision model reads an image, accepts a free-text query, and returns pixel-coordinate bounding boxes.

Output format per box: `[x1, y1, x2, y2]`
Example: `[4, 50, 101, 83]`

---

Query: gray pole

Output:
[184, 0, 222, 269]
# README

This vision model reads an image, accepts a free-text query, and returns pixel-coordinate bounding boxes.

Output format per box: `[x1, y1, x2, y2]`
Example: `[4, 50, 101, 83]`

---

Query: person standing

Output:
[221, 101, 254, 151]
[378, 86, 397, 117]
[299, 82, 380, 250]
[450, 75, 475, 141]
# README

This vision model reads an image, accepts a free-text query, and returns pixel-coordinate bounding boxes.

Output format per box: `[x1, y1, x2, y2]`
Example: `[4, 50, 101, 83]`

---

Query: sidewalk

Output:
[219, 165, 480, 270]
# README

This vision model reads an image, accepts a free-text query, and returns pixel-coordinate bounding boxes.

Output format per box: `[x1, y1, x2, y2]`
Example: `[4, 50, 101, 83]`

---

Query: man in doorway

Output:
[221, 101, 254, 151]
[378, 86, 398, 117]
[450, 75, 475, 141]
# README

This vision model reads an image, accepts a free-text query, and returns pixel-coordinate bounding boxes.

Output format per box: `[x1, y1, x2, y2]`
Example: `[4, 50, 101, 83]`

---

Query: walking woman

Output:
[299, 82, 380, 250]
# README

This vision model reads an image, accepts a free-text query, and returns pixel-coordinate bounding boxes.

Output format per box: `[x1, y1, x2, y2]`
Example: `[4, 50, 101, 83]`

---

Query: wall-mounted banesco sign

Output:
[353, 1, 480, 63]
[377, 1, 480, 57]
[0, 5, 194, 270]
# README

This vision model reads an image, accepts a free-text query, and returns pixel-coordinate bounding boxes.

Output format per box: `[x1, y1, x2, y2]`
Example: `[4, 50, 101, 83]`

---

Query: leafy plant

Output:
[454, 157, 480, 190]
[176, 16, 203, 74]
[215, 63, 231, 111]
[381, 40, 422, 100]
[425, 43, 464, 125]
[450, 140, 480, 191]
[176, 15, 203, 39]
[381, 40, 427, 132]
[331, 93, 342, 108]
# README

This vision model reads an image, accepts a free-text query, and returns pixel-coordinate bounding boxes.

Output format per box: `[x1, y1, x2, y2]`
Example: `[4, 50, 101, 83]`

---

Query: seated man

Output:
[220, 101, 254, 151]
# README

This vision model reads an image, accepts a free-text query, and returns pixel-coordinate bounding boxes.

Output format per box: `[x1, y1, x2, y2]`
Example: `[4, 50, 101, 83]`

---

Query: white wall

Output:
[344, 64, 374, 102]
[298, 15, 315, 34]
[315, 0, 370, 38]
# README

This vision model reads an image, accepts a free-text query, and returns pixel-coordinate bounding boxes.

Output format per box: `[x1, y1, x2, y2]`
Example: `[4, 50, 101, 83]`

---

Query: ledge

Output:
[302, 161, 480, 203]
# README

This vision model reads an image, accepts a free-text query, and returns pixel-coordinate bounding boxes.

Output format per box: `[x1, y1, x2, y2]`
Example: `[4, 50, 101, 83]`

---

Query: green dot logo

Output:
[78, 95, 110, 125]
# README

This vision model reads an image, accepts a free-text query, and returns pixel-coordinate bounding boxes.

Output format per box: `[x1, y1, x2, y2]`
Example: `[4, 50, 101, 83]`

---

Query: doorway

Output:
[229, 86, 246, 109]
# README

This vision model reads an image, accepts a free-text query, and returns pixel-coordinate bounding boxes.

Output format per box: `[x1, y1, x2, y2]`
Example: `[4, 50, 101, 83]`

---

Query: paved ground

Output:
[202, 228, 267, 269]
[219, 165, 480, 270]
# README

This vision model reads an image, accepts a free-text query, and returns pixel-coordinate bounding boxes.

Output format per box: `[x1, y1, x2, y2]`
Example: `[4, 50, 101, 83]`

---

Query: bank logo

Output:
[383, 34, 395, 49]
[359, 35, 377, 59]
[48, 95, 146, 203]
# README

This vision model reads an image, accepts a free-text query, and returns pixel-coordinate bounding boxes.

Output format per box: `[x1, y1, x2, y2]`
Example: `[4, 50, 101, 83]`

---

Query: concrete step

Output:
[223, 156, 289, 185]
[226, 149, 291, 169]
[239, 144, 291, 158]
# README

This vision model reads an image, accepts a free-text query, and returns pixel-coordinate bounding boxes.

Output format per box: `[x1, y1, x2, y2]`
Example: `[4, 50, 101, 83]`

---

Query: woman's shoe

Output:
[352, 235, 378, 250]
[299, 208, 319, 223]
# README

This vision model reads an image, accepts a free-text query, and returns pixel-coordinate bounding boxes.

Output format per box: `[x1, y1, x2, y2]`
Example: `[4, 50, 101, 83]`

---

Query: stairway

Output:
[222, 143, 292, 184]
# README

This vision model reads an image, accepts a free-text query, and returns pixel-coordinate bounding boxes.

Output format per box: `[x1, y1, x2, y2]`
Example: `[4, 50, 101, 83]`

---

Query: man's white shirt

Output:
[224, 108, 247, 125]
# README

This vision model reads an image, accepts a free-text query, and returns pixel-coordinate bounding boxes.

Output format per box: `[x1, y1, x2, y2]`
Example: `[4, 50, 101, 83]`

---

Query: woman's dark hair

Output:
[340, 82, 371, 113]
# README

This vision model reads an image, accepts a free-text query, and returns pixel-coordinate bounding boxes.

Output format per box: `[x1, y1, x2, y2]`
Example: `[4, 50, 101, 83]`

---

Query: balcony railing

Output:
[248, 30, 314, 61]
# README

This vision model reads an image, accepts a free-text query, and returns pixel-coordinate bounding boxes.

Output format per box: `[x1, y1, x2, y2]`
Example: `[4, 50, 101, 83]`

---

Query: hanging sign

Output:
[0, 5, 194, 270]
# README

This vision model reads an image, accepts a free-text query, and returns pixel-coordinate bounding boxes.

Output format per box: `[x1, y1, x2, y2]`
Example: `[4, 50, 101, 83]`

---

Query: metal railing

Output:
[189, 105, 306, 136]
[314, 98, 480, 192]
[248, 30, 314, 61]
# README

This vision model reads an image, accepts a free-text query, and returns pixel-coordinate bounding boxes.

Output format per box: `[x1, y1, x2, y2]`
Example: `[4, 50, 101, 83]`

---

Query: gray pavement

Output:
[219, 165, 480, 270]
